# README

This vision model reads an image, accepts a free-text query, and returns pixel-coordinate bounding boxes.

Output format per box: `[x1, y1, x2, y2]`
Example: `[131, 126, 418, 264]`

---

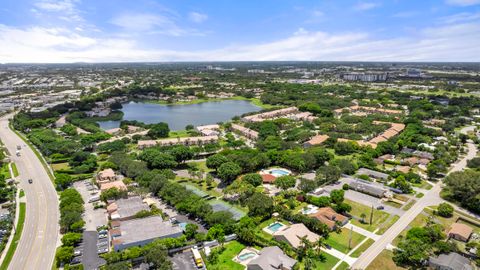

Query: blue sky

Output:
[0, 0, 479, 62]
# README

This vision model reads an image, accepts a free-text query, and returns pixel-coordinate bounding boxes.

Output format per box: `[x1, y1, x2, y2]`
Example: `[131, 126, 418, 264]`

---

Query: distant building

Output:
[429, 252, 473, 270]
[231, 124, 259, 140]
[107, 197, 150, 221]
[448, 223, 473, 242]
[356, 168, 389, 181]
[96, 168, 116, 184]
[342, 73, 388, 82]
[111, 216, 182, 251]
[350, 179, 392, 198]
[247, 246, 297, 270]
[303, 134, 329, 147]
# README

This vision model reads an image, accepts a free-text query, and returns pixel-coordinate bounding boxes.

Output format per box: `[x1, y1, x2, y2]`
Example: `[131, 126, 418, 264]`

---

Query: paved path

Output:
[346, 222, 380, 241]
[351, 139, 477, 269]
[0, 114, 59, 270]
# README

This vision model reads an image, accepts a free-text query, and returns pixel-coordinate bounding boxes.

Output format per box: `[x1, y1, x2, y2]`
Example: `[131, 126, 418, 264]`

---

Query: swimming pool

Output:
[267, 168, 291, 177]
[267, 222, 285, 232]
[238, 252, 257, 261]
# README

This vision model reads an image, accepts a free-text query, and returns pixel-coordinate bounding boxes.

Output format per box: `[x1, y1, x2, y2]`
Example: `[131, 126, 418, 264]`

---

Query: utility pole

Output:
[370, 204, 374, 225]
[348, 225, 353, 250]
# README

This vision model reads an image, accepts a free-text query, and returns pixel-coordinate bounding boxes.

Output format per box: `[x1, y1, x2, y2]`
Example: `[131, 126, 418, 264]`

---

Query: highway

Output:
[351, 140, 478, 269]
[0, 114, 59, 270]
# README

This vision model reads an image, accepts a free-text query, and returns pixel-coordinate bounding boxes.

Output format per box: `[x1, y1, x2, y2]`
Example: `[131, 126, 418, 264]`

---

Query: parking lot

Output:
[323, 177, 405, 216]
[73, 180, 108, 231]
[149, 197, 207, 233]
[171, 250, 198, 270]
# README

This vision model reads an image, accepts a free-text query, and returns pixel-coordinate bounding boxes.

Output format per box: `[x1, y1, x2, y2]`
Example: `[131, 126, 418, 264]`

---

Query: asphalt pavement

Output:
[0, 114, 59, 270]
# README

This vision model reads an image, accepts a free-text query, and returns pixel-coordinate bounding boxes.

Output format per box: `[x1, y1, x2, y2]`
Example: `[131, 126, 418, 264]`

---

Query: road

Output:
[0, 114, 59, 270]
[351, 140, 478, 269]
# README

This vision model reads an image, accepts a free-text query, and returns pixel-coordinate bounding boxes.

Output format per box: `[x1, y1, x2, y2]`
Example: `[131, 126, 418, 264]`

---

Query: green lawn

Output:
[11, 163, 18, 177]
[51, 162, 70, 171]
[336, 261, 350, 270]
[346, 199, 391, 232]
[204, 241, 245, 270]
[402, 200, 416, 211]
[298, 252, 340, 270]
[325, 228, 365, 253]
[377, 215, 400, 235]
[366, 249, 405, 270]
[350, 238, 375, 258]
[19, 190, 24, 198]
[168, 130, 191, 138]
[187, 160, 213, 173]
[0, 202, 26, 270]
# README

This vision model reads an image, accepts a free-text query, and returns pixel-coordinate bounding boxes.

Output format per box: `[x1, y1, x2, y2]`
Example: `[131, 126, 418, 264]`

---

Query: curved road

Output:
[0, 114, 59, 270]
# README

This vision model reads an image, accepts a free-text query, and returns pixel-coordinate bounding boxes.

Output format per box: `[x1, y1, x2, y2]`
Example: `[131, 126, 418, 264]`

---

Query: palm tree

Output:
[360, 213, 367, 224]
[314, 236, 327, 256]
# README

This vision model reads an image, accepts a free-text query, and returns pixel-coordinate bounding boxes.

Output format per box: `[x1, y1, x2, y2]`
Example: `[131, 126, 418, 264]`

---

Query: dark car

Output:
[376, 205, 385, 210]
[28, 179, 33, 184]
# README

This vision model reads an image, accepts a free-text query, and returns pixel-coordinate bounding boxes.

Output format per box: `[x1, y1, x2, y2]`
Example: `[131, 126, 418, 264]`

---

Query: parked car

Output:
[98, 234, 108, 239]
[28, 179, 33, 184]
[74, 249, 82, 256]
[71, 256, 82, 265]
[376, 205, 385, 210]
[97, 247, 108, 254]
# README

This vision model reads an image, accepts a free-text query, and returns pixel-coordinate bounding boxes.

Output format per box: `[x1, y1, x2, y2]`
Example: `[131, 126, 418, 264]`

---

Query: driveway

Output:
[74, 181, 108, 231]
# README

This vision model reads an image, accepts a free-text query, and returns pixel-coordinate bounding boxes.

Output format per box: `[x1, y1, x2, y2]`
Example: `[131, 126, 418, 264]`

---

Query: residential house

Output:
[429, 252, 473, 270]
[100, 180, 127, 192]
[97, 168, 116, 184]
[448, 223, 473, 242]
[273, 223, 319, 249]
[356, 168, 389, 181]
[247, 246, 297, 270]
[309, 207, 348, 230]
[303, 134, 329, 147]
[231, 124, 259, 140]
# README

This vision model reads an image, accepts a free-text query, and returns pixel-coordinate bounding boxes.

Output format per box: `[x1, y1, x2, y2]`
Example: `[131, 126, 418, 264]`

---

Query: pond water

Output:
[97, 100, 262, 130]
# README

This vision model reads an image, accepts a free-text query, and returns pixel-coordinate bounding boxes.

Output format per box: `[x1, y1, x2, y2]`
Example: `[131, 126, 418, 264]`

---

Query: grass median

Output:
[11, 163, 18, 177]
[0, 202, 26, 270]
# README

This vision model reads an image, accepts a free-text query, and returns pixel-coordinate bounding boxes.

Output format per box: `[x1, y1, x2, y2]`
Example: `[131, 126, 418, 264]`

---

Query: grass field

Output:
[297, 252, 340, 270]
[10, 163, 18, 177]
[350, 238, 375, 258]
[346, 199, 391, 232]
[51, 162, 70, 171]
[402, 200, 416, 211]
[204, 241, 245, 270]
[366, 249, 405, 270]
[377, 215, 400, 235]
[0, 202, 26, 270]
[336, 261, 350, 270]
[325, 228, 365, 253]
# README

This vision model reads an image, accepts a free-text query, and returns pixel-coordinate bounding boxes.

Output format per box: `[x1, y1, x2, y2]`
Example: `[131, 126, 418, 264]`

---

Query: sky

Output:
[0, 0, 480, 63]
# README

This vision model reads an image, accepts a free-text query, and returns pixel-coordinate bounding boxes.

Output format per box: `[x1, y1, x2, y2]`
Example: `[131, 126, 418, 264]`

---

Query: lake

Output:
[98, 100, 262, 130]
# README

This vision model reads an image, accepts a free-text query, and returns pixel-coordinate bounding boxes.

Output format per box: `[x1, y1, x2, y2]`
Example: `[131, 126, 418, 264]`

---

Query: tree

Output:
[217, 162, 241, 182]
[140, 149, 178, 169]
[143, 246, 172, 270]
[330, 189, 345, 204]
[274, 175, 296, 190]
[246, 192, 273, 218]
[467, 157, 480, 169]
[55, 246, 74, 266]
[443, 170, 480, 214]
[242, 173, 263, 187]
[258, 121, 279, 139]
[169, 145, 194, 163]
[299, 178, 317, 194]
[147, 122, 170, 138]
[436, 203, 454, 218]
[61, 232, 82, 246]
[316, 165, 341, 185]
[185, 124, 194, 130]
[360, 213, 367, 224]
[392, 175, 412, 194]
[185, 223, 198, 240]
[235, 217, 257, 245]
[332, 158, 357, 175]
[55, 173, 73, 190]
[206, 224, 225, 241]
[206, 154, 229, 171]
[393, 237, 431, 269]
[334, 141, 358, 155]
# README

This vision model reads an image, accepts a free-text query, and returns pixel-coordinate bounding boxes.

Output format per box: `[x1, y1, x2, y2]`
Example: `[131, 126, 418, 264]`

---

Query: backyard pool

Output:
[238, 252, 257, 261]
[265, 222, 286, 233]
[263, 168, 291, 177]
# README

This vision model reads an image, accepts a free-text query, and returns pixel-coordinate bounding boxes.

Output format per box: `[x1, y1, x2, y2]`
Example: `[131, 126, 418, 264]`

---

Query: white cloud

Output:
[439, 12, 480, 23]
[110, 13, 204, 36]
[188, 12, 208, 23]
[354, 2, 380, 11]
[445, 0, 480, 6]
[0, 20, 479, 62]
[34, 0, 84, 22]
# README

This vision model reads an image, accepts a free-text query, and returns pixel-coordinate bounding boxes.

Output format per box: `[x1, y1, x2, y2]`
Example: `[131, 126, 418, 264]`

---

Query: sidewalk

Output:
[345, 222, 381, 241]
